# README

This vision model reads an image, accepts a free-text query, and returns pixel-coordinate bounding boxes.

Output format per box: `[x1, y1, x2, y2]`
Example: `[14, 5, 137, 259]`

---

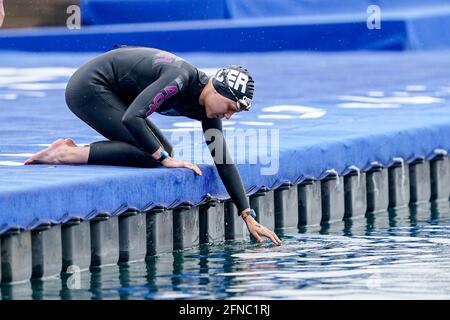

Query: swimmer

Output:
[24, 46, 281, 246]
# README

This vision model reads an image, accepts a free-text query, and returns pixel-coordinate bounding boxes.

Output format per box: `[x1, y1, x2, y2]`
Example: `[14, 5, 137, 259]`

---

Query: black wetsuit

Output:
[65, 46, 249, 212]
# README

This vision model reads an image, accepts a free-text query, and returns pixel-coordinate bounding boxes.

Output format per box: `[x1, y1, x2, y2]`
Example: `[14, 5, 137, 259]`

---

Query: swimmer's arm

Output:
[201, 117, 250, 214]
[122, 70, 187, 158]
[202, 119, 282, 246]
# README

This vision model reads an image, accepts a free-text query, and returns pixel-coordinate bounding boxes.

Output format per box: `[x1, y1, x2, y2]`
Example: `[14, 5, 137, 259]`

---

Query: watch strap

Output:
[157, 150, 169, 162]
[241, 209, 256, 220]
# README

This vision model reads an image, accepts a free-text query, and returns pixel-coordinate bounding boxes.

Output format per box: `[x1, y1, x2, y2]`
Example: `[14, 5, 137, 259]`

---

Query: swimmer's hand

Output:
[160, 157, 202, 176]
[243, 214, 282, 246]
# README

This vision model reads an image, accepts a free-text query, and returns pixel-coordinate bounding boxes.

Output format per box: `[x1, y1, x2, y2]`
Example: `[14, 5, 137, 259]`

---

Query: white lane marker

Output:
[0, 153, 34, 157]
[339, 95, 444, 105]
[258, 114, 295, 119]
[239, 121, 274, 126]
[367, 91, 384, 97]
[6, 83, 67, 90]
[338, 103, 400, 109]
[0, 161, 23, 166]
[262, 105, 327, 119]
[405, 85, 426, 91]
[0, 93, 18, 100]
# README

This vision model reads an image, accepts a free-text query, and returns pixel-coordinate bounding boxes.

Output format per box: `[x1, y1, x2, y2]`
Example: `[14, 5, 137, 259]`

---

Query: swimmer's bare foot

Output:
[24, 138, 90, 165]
[24, 138, 68, 165]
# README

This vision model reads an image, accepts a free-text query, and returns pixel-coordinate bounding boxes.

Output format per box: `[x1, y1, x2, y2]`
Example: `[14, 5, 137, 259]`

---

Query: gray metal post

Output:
[344, 169, 367, 218]
[249, 187, 275, 230]
[298, 178, 322, 226]
[366, 165, 389, 214]
[119, 208, 146, 264]
[90, 213, 120, 267]
[31, 223, 62, 279]
[199, 200, 225, 244]
[61, 218, 91, 272]
[430, 154, 450, 201]
[1, 228, 32, 284]
[224, 199, 249, 241]
[321, 174, 345, 223]
[274, 183, 298, 229]
[388, 158, 410, 209]
[173, 202, 199, 251]
[409, 158, 431, 204]
[146, 206, 173, 256]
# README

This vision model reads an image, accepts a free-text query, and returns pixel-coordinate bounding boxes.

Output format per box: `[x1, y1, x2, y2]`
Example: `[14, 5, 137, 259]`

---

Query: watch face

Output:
[158, 150, 169, 162]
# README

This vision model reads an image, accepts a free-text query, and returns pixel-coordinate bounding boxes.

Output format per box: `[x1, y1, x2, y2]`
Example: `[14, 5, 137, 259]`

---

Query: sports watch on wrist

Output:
[157, 149, 170, 162]
[240, 208, 256, 220]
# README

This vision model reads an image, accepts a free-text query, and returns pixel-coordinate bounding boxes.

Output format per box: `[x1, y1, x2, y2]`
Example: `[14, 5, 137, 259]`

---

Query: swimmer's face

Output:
[204, 89, 239, 120]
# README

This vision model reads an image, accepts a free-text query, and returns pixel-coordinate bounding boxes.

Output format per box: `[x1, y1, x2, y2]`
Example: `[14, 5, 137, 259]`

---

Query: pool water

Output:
[2, 201, 450, 300]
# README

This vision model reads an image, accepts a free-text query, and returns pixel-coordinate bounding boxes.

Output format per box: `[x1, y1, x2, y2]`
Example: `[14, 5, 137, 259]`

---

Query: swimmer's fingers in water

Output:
[245, 217, 282, 246]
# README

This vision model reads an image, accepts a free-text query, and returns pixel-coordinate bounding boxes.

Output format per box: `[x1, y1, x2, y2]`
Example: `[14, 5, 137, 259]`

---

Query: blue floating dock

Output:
[1, 49, 450, 282]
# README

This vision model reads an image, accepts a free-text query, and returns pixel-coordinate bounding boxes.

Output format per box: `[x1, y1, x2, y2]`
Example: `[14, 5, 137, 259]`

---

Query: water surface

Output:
[2, 201, 450, 300]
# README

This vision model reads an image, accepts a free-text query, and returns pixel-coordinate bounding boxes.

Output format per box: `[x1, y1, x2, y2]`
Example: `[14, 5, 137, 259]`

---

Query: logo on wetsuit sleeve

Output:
[153, 52, 185, 65]
[145, 85, 179, 117]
